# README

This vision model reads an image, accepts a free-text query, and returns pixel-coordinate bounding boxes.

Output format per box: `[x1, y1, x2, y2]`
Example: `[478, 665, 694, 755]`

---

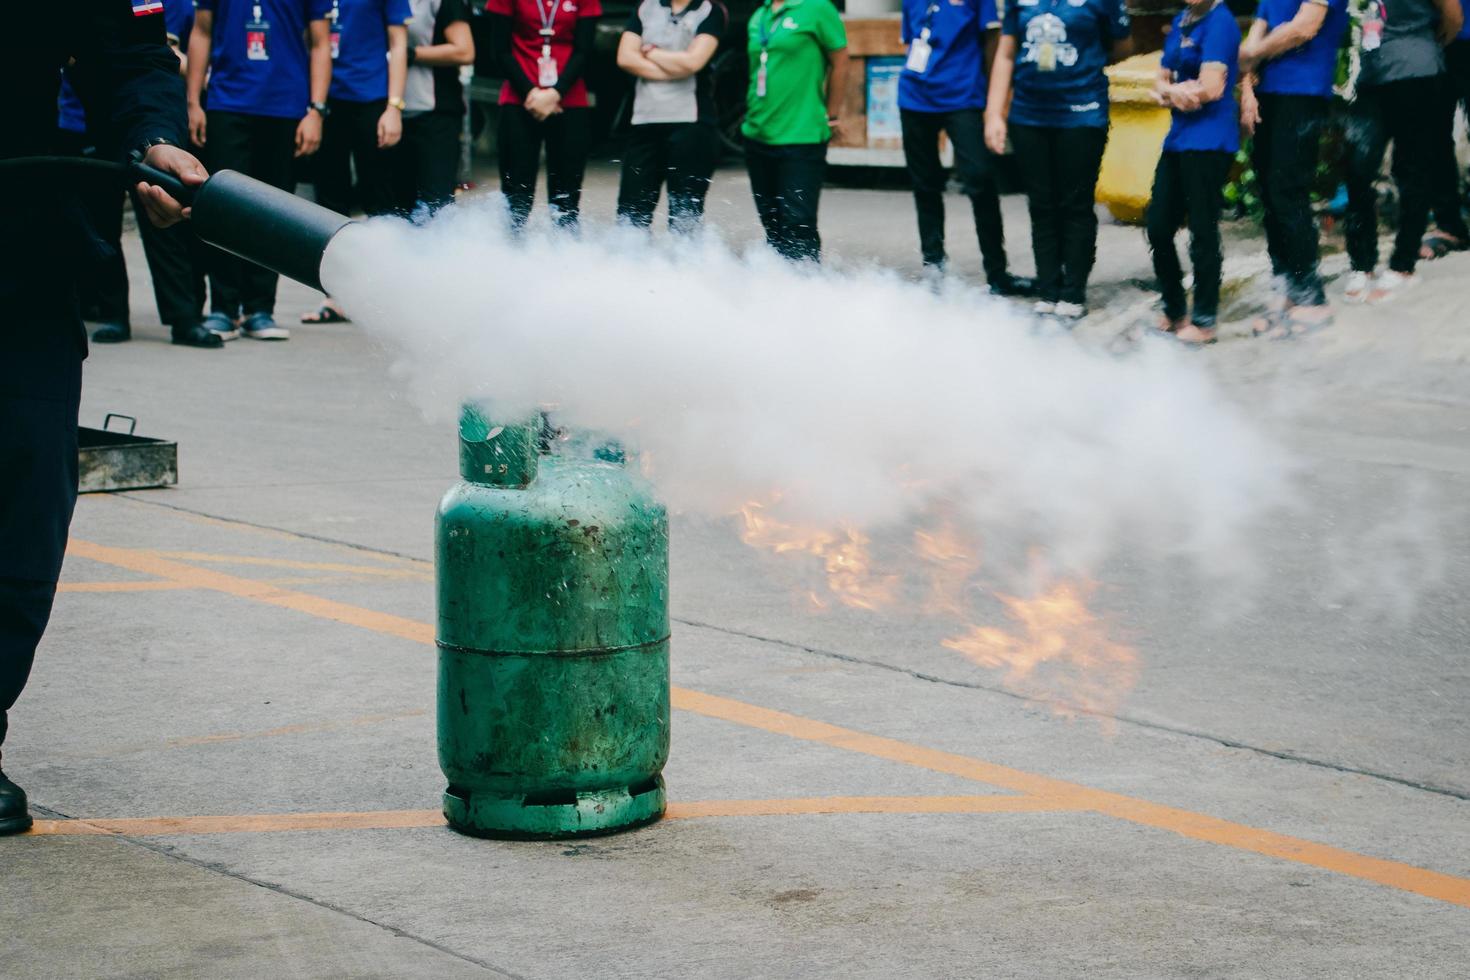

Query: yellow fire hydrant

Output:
[1096, 50, 1169, 224]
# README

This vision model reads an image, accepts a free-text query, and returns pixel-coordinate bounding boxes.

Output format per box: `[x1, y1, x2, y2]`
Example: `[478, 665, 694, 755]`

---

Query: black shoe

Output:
[91, 321, 132, 343]
[0, 771, 32, 835]
[171, 321, 225, 349]
[989, 274, 1037, 298]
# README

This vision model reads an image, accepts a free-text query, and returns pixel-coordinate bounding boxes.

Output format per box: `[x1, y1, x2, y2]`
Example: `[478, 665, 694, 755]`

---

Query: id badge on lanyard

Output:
[246, 3, 271, 61]
[329, 0, 341, 59]
[536, 0, 560, 86]
[756, 8, 777, 97]
[905, 3, 939, 74]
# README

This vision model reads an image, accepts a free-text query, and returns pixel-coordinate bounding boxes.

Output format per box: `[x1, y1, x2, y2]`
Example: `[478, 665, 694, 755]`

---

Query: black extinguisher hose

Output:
[0, 153, 351, 293]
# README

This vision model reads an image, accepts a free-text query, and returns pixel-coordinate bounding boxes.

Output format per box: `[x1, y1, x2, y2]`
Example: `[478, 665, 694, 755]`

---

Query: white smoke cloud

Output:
[320, 198, 1296, 589]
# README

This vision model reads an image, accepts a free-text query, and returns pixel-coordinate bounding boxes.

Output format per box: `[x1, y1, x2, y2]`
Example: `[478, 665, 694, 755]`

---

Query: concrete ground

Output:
[2, 162, 1468, 978]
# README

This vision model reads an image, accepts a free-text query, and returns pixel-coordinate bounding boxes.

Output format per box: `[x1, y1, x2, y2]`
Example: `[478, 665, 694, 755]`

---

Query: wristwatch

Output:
[308, 101, 331, 117]
[388, 97, 407, 111]
[136, 136, 176, 157]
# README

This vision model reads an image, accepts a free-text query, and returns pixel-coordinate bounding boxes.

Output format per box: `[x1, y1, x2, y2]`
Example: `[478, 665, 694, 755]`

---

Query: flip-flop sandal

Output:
[1419, 232, 1467, 260]
[300, 305, 351, 324]
[1171, 324, 1218, 347]
[1252, 311, 1289, 340]
[1280, 306, 1334, 337]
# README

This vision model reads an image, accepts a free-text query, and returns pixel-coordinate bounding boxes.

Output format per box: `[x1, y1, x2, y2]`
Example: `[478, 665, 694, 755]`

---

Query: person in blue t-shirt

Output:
[1145, 0, 1239, 345]
[985, 0, 1132, 320]
[898, 0, 1029, 296]
[316, 1, 412, 217]
[304, 0, 412, 325]
[52, 2, 223, 350]
[1237, 0, 1348, 332]
[187, 0, 334, 342]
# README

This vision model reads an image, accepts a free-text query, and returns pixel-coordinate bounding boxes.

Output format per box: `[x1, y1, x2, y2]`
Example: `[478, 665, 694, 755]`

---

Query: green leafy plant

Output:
[1223, 145, 1262, 221]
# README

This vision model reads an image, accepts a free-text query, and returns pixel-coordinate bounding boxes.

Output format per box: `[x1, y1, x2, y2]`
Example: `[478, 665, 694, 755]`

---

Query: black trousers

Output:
[498, 106, 592, 228]
[396, 111, 462, 215]
[316, 97, 398, 217]
[137, 212, 210, 329]
[1146, 149, 1233, 326]
[616, 122, 720, 235]
[204, 111, 300, 316]
[0, 351, 82, 754]
[1345, 76, 1442, 275]
[1429, 44, 1470, 238]
[1252, 93, 1329, 306]
[744, 138, 827, 262]
[1009, 124, 1108, 305]
[900, 107, 1011, 283]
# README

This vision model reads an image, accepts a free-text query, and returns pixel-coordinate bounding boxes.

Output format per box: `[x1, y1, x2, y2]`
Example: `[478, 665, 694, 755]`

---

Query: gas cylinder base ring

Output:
[442, 775, 666, 840]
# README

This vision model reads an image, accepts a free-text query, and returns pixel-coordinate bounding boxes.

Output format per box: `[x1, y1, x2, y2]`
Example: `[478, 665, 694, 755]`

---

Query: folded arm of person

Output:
[644, 34, 719, 79]
[1239, 2, 1327, 70]
[617, 31, 674, 80]
[413, 18, 475, 66]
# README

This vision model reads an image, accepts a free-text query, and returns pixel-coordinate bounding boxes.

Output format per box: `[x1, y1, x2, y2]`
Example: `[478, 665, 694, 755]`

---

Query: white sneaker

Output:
[1054, 301, 1087, 320]
[1343, 270, 1373, 304]
[1369, 269, 1418, 302]
[1033, 300, 1057, 316]
[241, 313, 290, 341]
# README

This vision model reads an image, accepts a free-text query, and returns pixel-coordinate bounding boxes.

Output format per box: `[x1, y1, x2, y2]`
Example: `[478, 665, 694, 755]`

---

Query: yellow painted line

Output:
[58, 574, 415, 594]
[59, 580, 197, 593]
[29, 810, 445, 837]
[64, 537, 1470, 909]
[67, 540, 433, 646]
[25, 795, 1076, 838]
[147, 551, 432, 580]
[671, 691, 1470, 909]
[667, 794, 1081, 819]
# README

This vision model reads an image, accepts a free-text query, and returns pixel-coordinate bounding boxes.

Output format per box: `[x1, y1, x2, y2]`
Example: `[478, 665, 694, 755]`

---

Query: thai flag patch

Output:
[132, 0, 164, 15]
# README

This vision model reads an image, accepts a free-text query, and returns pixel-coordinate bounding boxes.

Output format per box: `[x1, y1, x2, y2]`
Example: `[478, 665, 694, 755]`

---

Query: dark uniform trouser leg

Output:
[498, 106, 545, 229]
[0, 353, 83, 755]
[900, 108, 949, 268]
[664, 122, 718, 235]
[205, 111, 298, 317]
[617, 124, 670, 229]
[134, 196, 207, 329]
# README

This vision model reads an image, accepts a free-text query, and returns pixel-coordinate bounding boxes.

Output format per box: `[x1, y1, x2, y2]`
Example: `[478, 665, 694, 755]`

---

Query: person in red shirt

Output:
[486, 0, 602, 228]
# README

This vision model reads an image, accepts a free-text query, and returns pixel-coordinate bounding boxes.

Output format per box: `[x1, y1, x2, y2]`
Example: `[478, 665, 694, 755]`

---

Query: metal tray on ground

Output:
[78, 414, 178, 493]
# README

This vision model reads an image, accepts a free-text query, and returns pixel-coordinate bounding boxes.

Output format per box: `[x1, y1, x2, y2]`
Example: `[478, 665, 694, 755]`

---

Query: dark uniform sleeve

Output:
[67, 0, 188, 160]
[698, 2, 728, 39]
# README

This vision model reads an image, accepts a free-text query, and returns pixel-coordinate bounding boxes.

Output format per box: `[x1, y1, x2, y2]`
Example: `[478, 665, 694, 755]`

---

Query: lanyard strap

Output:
[535, 0, 559, 38]
[917, 1, 940, 37]
[759, 4, 780, 49]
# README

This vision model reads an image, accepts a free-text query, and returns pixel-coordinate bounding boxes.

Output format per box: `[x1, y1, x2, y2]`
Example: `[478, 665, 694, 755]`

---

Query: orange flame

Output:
[941, 581, 1138, 722]
[735, 503, 1139, 723]
[912, 522, 982, 615]
[737, 501, 898, 611]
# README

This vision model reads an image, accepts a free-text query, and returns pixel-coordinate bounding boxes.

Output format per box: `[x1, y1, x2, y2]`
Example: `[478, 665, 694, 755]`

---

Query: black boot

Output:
[91, 321, 132, 343]
[171, 320, 225, 349]
[0, 770, 32, 835]
[989, 274, 1036, 298]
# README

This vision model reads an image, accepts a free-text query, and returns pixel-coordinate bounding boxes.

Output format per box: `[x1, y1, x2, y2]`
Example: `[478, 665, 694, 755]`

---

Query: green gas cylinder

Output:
[436, 406, 670, 838]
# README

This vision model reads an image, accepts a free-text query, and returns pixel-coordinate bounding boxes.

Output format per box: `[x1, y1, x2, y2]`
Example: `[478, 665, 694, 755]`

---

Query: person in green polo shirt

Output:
[743, 0, 848, 261]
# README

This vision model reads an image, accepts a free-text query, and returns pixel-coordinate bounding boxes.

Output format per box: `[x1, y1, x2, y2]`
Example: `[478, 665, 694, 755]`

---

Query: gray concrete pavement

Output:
[2, 163, 1467, 977]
